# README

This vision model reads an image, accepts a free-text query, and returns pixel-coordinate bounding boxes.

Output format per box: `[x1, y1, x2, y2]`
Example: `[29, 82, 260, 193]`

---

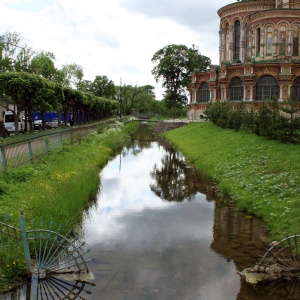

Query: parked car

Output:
[0, 123, 10, 138]
[45, 118, 65, 129]
[33, 119, 42, 130]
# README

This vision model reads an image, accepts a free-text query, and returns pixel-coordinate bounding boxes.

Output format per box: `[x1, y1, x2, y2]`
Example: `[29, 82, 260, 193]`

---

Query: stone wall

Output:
[154, 121, 188, 133]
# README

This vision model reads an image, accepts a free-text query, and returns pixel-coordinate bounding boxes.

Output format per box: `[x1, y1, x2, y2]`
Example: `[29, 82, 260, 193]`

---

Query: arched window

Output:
[255, 75, 279, 101]
[198, 82, 210, 103]
[293, 26, 299, 56]
[292, 76, 300, 101]
[266, 26, 273, 55]
[257, 28, 261, 56]
[229, 77, 243, 101]
[279, 25, 286, 55]
[234, 20, 241, 60]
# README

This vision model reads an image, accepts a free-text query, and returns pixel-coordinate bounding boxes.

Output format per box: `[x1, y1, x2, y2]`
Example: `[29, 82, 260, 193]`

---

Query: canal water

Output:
[3, 124, 300, 299]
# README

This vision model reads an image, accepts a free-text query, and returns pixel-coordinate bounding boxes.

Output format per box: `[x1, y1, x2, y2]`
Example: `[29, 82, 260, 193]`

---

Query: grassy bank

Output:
[0, 121, 138, 289]
[162, 122, 300, 239]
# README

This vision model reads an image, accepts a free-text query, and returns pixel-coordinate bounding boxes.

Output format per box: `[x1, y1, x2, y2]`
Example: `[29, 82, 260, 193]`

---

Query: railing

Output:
[0, 121, 113, 172]
[0, 211, 91, 279]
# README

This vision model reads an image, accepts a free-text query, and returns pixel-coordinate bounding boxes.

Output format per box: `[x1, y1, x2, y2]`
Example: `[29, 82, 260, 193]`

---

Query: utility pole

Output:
[119, 77, 122, 118]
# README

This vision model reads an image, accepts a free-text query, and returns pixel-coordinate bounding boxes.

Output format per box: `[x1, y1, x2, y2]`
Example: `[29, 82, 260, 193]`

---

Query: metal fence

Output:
[0, 123, 101, 172]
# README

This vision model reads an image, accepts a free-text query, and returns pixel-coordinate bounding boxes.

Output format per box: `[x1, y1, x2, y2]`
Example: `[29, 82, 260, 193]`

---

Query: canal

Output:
[4, 124, 299, 299]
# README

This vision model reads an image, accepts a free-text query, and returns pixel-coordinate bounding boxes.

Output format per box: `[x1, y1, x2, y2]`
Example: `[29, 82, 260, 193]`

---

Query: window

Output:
[293, 26, 299, 56]
[292, 76, 300, 101]
[279, 25, 286, 55]
[229, 77, 243, 101]
[255, 75, 279, 101]
[257, 28, 261, 56]
[266, 26, 273, 55]
[198, 82, 210, 103]
[234, 20, 241, 60]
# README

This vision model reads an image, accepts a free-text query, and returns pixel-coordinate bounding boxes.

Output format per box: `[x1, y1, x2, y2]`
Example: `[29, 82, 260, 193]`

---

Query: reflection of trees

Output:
[123, 124, 155, 156]
[150, 149, 196, 202]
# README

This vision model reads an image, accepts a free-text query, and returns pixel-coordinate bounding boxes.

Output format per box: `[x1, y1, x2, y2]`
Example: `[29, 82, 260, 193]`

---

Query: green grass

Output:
[162, 122, 300, 239]
[0, 121, 138, 289]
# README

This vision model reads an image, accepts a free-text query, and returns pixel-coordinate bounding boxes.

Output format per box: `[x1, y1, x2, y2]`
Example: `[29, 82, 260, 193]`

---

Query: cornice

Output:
[250, 9, 300, 22]
[218, 1, 275, 20]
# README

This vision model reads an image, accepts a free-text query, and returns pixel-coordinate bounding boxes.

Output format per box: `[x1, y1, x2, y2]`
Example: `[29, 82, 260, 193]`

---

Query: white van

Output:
[4, 111, 26, 133]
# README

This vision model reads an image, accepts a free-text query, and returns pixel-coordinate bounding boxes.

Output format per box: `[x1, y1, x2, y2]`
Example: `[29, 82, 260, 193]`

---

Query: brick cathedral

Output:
[188, 0, 300, 120]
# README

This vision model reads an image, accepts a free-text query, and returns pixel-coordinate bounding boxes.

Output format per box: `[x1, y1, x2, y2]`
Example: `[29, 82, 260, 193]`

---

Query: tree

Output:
[78, 80, 93, 93]
[0, 32, 34, 72]
[151, 44, 211, 106]
[29, 51, 57, 80]
[0, 72, 59, 133]
[58, 63, 84, 89]
[280, 96, 300, 143]
[91, 75, 116, 99]
[118, 85, 144, 116]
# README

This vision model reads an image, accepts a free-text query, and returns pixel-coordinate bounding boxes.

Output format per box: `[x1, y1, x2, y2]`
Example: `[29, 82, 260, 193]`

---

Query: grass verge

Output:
[162, 122, 300, 240]
[0, 121, 138, 290]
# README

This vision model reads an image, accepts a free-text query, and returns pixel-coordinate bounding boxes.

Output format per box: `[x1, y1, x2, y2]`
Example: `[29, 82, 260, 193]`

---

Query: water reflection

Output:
[1, 277, 94, 300]
[150, 150, 196, 202]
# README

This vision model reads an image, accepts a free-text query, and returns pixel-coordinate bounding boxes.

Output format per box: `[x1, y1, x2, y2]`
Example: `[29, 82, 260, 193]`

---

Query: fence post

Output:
[45, 134, 50, 153]
[70, 128, 74, 145]
[20, 211, 31, 275]
[27, 138, 33, 163]
[0, 144, 7, 171]
[60, 128, 63, 147]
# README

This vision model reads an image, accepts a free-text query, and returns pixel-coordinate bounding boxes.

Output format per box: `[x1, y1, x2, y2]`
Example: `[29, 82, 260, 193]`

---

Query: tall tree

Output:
[29, 51, 57, 80]
[0, 32, 34, 72]
[58, 63, 84, 89]
[78, 79, 93, 93]
[91, 75, 116, 99]
[118, 85, 146, 116]
[151, 44, 211, 105]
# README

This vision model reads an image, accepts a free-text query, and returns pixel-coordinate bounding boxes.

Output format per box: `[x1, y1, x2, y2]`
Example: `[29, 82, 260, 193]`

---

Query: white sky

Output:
[0, 0, 233, 99]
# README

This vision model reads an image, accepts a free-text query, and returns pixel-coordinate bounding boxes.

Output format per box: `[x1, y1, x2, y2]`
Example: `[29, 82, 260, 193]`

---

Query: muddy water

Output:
[3, 124, 299, 300]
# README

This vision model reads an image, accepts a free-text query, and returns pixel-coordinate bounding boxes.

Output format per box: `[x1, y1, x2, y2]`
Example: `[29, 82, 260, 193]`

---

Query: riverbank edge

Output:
[162, 122, 300, 240]
[0, 121, 138, 290]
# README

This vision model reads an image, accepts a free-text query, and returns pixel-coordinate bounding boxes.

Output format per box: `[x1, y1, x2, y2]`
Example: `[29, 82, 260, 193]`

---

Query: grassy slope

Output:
[0, 122, 138, 288]
[0, 122, 138, 232]
[162, 122, 300, 239]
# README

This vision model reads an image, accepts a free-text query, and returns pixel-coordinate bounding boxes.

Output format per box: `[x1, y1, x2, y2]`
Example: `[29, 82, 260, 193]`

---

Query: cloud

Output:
[120, 0, 222, 31]
[0, 0, 233, 99]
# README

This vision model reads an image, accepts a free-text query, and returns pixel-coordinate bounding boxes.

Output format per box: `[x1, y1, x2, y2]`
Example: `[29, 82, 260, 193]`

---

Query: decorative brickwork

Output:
[189, 0, 300, 120]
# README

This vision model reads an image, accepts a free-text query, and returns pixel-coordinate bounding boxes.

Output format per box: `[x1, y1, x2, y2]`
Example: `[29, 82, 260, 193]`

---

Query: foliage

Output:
[28, 51, 57, 80]
[279, 96, 300, 143]
[151, 44, 211, 105]
[162, 122, 300, 239]
[0, 72, 118, 132]
[0, 32, 34, 73]
[0, 72, 65, 132]
[118, 85, 156, 116]
[158, 99, 187, 118]
[57, 63, 84, 89]
[0, 257, 25, 289]
[0, 31, 159, 125]
[90, 75, 117, 99]
[205, 99, 300, 143]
